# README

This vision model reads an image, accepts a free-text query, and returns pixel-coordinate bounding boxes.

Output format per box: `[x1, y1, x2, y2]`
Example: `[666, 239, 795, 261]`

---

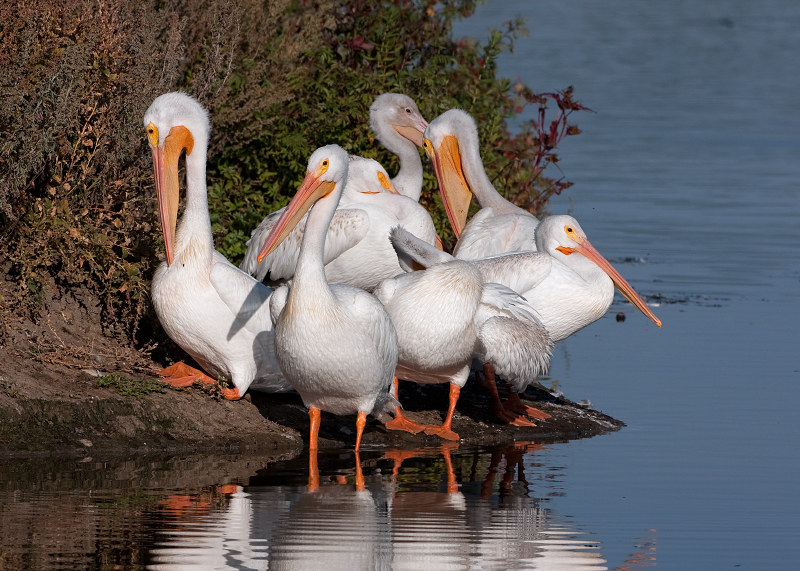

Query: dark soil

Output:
[0, 282, 623, 458]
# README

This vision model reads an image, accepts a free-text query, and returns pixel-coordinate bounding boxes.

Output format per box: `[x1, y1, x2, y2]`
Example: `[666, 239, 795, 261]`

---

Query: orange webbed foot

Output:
[384, 448, 419, 477]
[423, 424, 460, 441]
[513, 441, 546, 453]
[508, 415, 537, 427]
[505, 392, 551, 420]
[424, 384, 462, 441]
[221, 387, 241, 400]
[384, 407, 426, 434]
[157, 362, 217, 387]
[520, 404, 551, 420]
[491, 401, 538, 427]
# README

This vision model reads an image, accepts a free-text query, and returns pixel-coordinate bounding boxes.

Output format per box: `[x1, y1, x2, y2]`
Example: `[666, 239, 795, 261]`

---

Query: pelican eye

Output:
[146, 122, 159, 147]
[405, 108, 411, 114]
[318, 158, 330, 176]
[564, 225, 582, 243]
[422, 138, 435, 159]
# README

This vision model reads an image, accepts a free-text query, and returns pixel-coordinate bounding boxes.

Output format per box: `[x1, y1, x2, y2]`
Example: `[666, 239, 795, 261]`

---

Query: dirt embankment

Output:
[0, 284, 622, 458]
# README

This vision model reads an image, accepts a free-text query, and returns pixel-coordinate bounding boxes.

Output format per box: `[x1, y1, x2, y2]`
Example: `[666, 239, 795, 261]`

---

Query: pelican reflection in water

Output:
[146, 446, 614, 570]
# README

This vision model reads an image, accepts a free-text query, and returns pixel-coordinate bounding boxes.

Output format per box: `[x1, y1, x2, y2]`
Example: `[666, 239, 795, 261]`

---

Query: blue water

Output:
[1, 1, 799, 569]
[456, 0, 800, 568]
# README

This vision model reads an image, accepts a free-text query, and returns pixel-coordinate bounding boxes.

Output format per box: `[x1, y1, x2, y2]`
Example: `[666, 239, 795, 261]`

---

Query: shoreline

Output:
[0, 363, 623, 459]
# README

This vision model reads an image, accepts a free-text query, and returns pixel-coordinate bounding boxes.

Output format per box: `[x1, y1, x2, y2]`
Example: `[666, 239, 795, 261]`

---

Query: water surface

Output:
[456, 1, 800, 568]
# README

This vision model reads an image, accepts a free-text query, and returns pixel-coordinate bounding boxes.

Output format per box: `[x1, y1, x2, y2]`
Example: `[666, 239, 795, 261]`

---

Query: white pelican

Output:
[241, 155, 437, 292]
[423, 108, 540, 259]
[372, 228, 543, 440]
[255, 145, 398, 451]
[369, 93, 428, 200]
[472, 215, 662, 343]
[240, 93, 433, 291]
[459, 215, 661, 419]
[144, 93, 291, 399]
[388, 226, 554, 426]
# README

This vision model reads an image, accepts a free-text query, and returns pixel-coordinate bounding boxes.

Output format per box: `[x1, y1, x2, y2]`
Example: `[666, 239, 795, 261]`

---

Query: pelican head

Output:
[422, 109, 478, 238]
[143, 92, 210, 265]
[370, 93, 429, 148]
[343, 156, 401, 200]
[537, 215, 662, 328]
[257, 145, 350, 262]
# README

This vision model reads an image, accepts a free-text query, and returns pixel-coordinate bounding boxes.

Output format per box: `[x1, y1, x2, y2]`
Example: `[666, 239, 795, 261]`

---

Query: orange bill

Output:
[430, 135, 472, 238]
[151, 125, 194, 265]
[557, 240, 662, 327]
[393, 122, 427, 148]
[256, 171, 337, 263]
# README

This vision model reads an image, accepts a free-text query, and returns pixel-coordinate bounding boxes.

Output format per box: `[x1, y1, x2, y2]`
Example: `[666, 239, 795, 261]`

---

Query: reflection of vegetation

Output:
[92, 490, 163, 511]
[93, 374, 168, 398]
[0, 460, 241, 570]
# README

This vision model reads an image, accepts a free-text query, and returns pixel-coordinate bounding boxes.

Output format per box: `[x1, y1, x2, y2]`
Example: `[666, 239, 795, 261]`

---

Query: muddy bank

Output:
[0, 284, 622, 457]
[0, 361, 622, 458]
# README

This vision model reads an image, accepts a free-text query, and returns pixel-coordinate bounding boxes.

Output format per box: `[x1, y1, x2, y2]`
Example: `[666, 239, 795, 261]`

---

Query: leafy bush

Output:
[204, 0, 586, 256]
[0, 0, 584, 351]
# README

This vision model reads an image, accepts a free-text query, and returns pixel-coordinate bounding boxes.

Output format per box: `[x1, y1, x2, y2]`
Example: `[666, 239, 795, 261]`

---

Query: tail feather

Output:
[371, 389, 402, 423]
[389, 226, 453, 272]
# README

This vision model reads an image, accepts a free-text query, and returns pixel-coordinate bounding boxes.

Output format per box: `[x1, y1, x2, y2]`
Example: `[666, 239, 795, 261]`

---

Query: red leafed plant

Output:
[499, 85, 590, 215]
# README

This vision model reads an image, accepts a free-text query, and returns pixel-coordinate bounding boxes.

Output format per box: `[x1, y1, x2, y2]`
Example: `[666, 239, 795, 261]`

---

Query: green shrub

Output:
[204, 0, 586, 256]
[0, 0, 584, 352]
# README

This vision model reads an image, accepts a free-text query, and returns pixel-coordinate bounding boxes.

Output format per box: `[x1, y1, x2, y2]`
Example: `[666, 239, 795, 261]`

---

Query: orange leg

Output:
[441, 445, 459, 493]
[482, 363, 537, 427]
[384, 377, 426, 434]
[474, 363, 490, 388]
[423, 383, 461, 441]
[309, 407, 321, 451]
[354, 451, 365, 491]
[308, 447, 319, 492]
[505, 390, 551, 420]
[354, 411, 367, 452]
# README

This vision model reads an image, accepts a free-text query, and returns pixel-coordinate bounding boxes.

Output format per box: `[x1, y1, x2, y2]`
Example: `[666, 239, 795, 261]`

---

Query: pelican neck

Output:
[174, 145, 214, 258]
